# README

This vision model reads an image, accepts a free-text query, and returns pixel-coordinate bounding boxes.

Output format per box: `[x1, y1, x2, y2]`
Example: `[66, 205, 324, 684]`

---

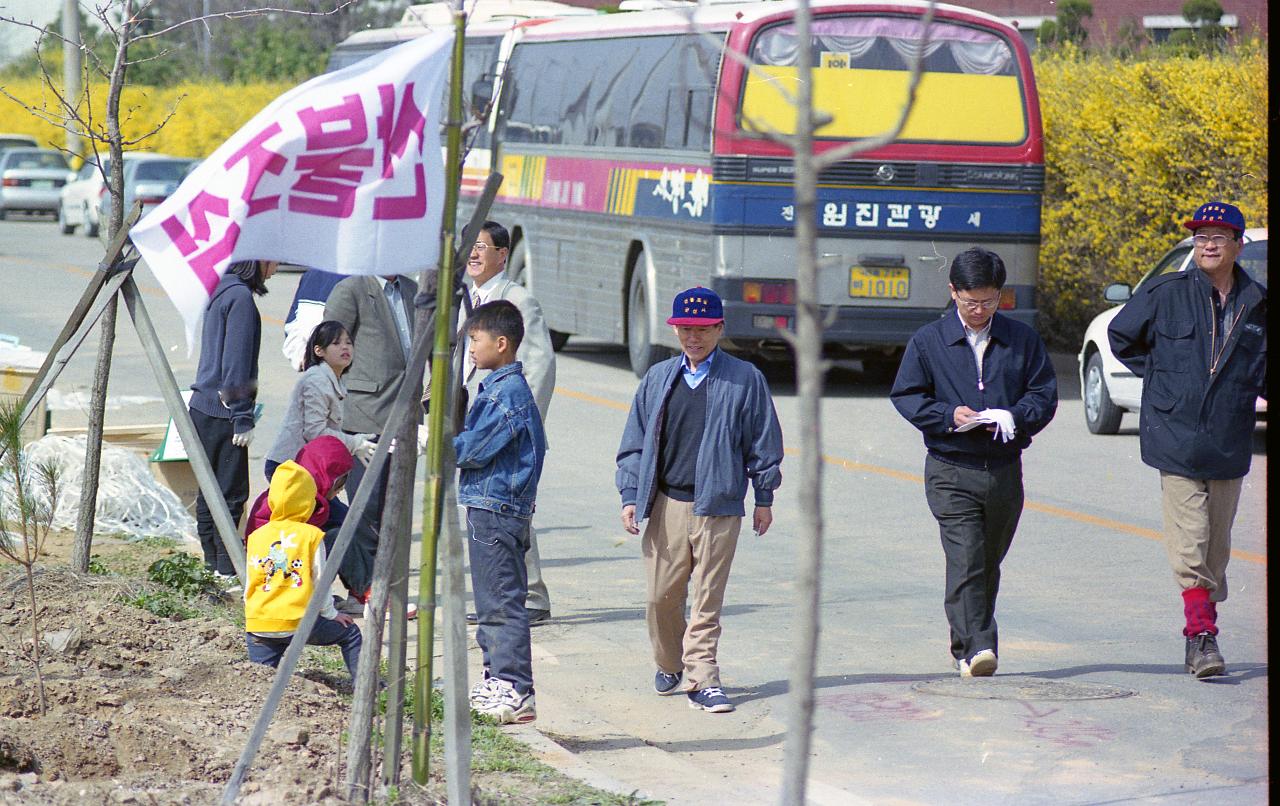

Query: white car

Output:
[1078, 227, 1267, 434]
[58, 152, 181, 237]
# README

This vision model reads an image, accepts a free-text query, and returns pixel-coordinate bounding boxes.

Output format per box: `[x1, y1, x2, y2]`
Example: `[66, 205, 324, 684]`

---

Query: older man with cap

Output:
[1109, 201, 1267, 680]
[615, 286, 784, 714]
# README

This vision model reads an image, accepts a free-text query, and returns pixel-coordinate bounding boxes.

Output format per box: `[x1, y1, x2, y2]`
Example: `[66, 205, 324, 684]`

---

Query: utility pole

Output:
[61, 0, 81, 160]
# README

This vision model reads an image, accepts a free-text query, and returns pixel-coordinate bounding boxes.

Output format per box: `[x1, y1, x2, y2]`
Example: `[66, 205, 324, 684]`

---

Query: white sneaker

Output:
[469, 675, 501, 708]
[214, 572, 242, 594]
[962, 649, 998, 678]
[474, 678, 536, 724]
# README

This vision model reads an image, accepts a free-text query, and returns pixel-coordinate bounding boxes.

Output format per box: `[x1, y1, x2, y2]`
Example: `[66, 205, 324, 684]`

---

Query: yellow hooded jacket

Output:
[244, 461, 327, 634]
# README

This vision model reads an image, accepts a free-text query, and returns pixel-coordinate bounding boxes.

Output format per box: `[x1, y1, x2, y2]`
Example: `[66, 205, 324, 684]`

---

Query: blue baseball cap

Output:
[667, 287, 724, 326]
[1183, 201, 1245, 233]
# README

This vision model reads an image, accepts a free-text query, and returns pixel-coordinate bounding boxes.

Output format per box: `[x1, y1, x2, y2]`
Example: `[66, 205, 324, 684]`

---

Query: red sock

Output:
[1182, 587, 1218, 636]
[354, 588, 371, 604]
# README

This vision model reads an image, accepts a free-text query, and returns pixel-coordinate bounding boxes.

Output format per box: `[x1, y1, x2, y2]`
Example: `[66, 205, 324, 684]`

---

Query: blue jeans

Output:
[245, 617, 363, 678]
[466, 507, 533, 696]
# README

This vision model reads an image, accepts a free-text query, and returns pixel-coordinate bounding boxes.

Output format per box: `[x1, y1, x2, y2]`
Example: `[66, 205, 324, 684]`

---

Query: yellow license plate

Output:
[849, 266, 909, 299]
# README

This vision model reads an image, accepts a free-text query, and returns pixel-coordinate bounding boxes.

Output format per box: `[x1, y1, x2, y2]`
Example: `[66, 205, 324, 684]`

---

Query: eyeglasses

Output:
[955, 295, 999, 311]
[1192, 234, 1234, 248]
[472, 242, 506, 253]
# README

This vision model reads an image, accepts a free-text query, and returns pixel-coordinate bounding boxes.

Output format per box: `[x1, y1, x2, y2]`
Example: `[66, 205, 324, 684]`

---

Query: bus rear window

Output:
[742, 15, 1027, 145]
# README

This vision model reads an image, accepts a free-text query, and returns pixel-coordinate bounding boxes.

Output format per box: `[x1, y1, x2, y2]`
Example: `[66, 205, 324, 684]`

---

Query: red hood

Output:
[245, 436, 353, 539]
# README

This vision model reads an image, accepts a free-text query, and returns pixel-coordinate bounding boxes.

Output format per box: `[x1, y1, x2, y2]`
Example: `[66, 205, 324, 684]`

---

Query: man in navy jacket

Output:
[1108, 201, 1267, 679]
[891, 247, 1057, 678]
[616, 287, 783, 714]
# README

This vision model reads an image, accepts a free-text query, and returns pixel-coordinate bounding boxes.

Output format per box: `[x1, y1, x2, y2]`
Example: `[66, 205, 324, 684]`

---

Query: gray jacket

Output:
[324, 275, 418, 435]
[464, 279, 556, 422]
[616, 350, 784, 521]
[266, 363, 364, 465]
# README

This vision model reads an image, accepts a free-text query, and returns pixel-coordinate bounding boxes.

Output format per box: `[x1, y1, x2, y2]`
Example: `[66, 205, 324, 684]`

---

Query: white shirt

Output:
[958, 308, 992, 387]
[461, 273, 507, 378]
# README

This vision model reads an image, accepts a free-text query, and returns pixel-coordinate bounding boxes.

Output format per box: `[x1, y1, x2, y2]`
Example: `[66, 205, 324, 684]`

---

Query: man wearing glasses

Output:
[1108, 201, 1267, 680]
[891, 247, 1058, 678]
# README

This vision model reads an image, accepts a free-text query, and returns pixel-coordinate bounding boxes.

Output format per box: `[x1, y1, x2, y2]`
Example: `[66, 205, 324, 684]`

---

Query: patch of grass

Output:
[87, 555, 110, 575]
[134, 535, 180, 549]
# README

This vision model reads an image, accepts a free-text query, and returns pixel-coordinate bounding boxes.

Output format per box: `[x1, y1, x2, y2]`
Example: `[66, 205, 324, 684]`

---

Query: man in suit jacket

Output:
[461, 221, 557, 622]
[324, 273, 419, 599]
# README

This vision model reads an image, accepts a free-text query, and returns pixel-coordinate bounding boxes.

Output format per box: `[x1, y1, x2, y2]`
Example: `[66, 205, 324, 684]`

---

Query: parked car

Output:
[60, 152, 187, 237]
[96, 155, 198, 235]
[1078, 228, 1268, 434]
[0, 148, 72, 220]
[0, 133, 39, 155]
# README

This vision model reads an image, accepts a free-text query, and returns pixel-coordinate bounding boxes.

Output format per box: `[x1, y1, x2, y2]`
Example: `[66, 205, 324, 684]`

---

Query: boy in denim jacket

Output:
[454, 300, 547, 724]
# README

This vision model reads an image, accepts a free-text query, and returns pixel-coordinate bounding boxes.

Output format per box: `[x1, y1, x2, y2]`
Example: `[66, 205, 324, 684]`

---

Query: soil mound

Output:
[0, 566, 351, 805]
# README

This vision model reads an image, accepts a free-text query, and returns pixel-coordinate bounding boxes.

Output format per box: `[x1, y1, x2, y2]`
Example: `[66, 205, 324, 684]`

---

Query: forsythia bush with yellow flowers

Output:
[0, 78, 292, 160]
[1033, 43, 1268, 346]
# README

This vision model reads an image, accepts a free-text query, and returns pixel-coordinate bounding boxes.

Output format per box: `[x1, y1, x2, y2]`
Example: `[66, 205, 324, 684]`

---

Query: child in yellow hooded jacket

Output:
[245, 460, 362, 677]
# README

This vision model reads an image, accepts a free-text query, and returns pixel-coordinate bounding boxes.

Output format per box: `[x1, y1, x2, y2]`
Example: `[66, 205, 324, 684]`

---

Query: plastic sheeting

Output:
[0, 434, 196, 543]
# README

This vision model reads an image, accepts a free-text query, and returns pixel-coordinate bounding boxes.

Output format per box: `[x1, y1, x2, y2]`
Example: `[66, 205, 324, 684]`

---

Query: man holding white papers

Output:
[890, 247, 1058, 678]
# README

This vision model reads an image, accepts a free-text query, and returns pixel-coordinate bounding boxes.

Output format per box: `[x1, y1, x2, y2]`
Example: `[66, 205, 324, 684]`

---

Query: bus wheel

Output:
[627, 268, 666, 378]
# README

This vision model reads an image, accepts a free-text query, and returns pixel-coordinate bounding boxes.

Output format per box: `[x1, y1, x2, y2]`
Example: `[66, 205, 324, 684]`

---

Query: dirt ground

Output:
[0, 539, 354, 805]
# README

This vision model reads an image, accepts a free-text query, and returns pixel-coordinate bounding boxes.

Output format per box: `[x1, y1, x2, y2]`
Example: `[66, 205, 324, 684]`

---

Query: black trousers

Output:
[190, 408, 249, 576]
[924, 453, 1023, 662]
[342, 433, 389, 595]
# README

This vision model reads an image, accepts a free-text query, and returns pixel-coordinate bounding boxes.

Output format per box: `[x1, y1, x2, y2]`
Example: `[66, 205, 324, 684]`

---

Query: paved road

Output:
[1, 216, 1269, 804]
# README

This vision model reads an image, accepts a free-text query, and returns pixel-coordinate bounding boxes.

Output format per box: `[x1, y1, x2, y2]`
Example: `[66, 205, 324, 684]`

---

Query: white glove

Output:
[353, 439, 377, 465]
[417, 424, 430, 455]
[977, 408, 1016, 443]
[231, 427, 254, 448]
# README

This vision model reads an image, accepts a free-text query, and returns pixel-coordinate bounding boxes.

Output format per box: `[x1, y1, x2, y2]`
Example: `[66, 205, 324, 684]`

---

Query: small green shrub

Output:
[146, 553, 222, 598]
[129, 589, 200, 620]
[87, 556, 110, 575]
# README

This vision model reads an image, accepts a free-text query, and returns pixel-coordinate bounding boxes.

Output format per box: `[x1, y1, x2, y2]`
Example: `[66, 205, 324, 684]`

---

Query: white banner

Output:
[131, 30, 455, 349]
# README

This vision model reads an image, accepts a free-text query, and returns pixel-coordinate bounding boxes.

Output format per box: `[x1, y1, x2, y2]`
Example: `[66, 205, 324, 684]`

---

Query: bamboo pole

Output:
[411, 4, 466, 786]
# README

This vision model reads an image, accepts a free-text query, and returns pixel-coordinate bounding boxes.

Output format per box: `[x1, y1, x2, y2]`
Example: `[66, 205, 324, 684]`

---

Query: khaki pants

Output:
[1160, 472, 1243, 603]
[642, 493, 742, 690]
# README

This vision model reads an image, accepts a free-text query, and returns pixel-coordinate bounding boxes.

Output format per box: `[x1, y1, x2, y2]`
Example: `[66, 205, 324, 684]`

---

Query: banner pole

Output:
[412, 4, 467, 786]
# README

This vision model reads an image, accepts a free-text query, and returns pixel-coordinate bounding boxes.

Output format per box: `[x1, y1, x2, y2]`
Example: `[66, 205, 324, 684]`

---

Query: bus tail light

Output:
[999, 287, 1016, 310]
[1, 178, 20, 187]
[743, 280, 795, 305]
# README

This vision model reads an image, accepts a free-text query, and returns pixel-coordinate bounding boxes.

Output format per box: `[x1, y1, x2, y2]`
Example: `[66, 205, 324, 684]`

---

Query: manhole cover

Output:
[910, 677, 1136, 701]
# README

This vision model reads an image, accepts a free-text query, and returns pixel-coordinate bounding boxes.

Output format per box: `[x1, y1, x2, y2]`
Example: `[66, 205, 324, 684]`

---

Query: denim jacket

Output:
[454, 362, 547, 518]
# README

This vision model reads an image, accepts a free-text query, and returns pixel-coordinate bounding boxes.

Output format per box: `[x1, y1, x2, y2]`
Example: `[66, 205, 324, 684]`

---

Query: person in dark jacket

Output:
[616, 287, 783, 714]
[189, 259, 277, 583]
[890, 247, 1057, 678]
[1107, 201, 1267, 680]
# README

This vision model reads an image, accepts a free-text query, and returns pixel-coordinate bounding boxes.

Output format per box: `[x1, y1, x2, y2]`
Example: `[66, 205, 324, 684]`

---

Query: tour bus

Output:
[470, 0, 1044, 376]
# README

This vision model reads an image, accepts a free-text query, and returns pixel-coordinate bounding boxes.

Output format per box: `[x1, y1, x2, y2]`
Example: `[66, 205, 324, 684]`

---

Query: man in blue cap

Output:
[1109, 201, 1267, 679]
[615, 287, 784, 713]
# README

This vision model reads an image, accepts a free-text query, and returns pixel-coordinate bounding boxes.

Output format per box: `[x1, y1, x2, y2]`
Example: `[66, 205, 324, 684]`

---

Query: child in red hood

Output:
[246, 436, 374, 610]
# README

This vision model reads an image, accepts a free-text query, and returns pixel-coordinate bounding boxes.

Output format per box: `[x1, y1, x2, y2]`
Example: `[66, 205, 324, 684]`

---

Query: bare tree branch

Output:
[131, 0, 359, 44]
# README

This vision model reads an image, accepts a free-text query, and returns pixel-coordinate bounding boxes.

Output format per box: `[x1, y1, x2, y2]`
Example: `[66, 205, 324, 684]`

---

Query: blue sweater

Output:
[189, 273, 261, 434]
[890, 311, 1057, 468]
[616, 350, 783, 522]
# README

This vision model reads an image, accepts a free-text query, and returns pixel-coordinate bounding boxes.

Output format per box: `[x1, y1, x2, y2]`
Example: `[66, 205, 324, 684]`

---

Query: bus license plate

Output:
[849, 266, 909, 299]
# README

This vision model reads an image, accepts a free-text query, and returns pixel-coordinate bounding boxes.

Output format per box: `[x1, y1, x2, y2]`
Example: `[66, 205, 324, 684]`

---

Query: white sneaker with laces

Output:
[962, 649, 998, 678]
[474, 678, 536, 724]
[469, 675, 501, 708]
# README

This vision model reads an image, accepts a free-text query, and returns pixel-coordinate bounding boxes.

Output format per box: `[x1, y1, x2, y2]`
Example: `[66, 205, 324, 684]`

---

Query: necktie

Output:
[464, 291, 482, 379]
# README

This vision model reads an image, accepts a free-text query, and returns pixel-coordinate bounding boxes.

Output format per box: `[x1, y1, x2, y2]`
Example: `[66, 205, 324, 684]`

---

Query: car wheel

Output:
[84, 204, 99, 238]
[1083, 351, 1123, 435]
[57, 204, 74, 234]
[627, 261, 668, 378]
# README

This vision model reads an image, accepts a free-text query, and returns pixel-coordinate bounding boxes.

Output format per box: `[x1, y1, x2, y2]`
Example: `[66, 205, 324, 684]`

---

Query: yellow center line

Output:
[556, 385, 1266, 567]
[3, 253, 285, 326]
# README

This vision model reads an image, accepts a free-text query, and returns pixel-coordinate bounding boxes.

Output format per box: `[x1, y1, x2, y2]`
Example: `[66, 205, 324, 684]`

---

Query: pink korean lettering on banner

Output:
[130, 30, 453, 351]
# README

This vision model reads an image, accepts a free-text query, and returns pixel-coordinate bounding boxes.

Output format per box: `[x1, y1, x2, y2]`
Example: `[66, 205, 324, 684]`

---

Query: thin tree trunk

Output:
[72, 0, 132, 572]
[70, 294, 116, 572]
[781, 0, 824, 803]
[24, 544, 48, 714]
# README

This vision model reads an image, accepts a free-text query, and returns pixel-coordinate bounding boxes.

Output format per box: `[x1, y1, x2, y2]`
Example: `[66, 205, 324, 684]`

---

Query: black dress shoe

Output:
[527, 608, 551, 625]
[466, 612, 478, 624]
[1185, 632, 1226, 679]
